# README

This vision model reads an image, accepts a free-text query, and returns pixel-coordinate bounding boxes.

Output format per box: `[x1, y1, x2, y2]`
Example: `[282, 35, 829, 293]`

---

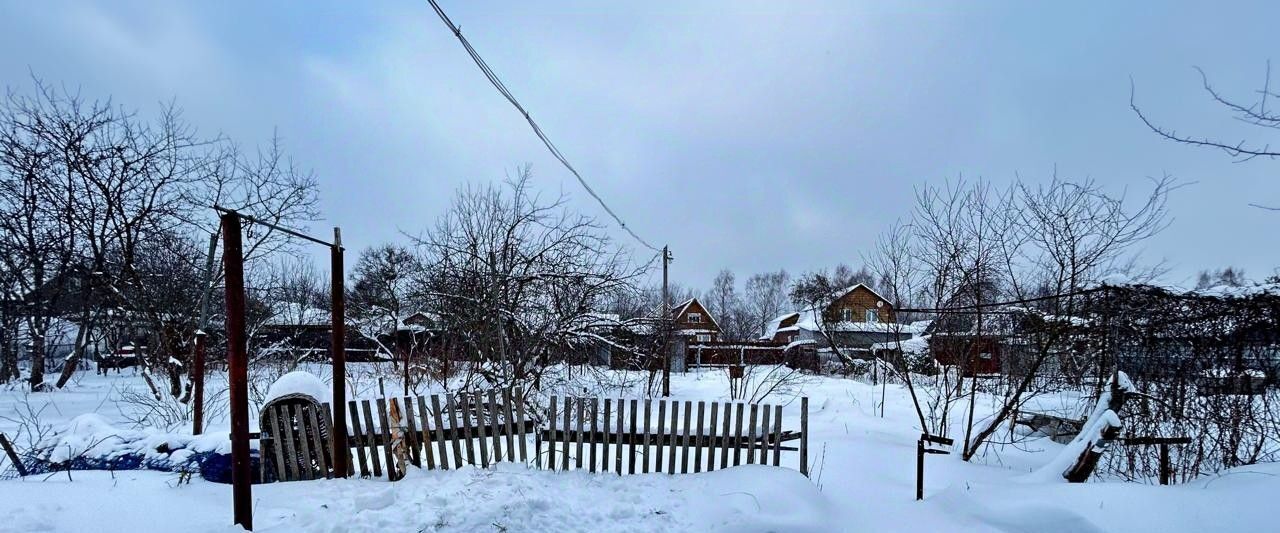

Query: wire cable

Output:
[425, 0, 661, 252]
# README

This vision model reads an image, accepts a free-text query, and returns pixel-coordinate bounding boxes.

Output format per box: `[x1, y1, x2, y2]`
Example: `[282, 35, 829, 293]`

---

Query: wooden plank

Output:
[575, 397, 586, 470]
[474, 392, 490, 468]
[304, 405, 331, 479]
[294, 404, 314, 481]
[628, 399, 638, 474]
[488, 390, 502, 463]
[548, 396, 558, 471]
[0, 433, 28, 477]
[601, 398, 612, 474]
[403, 397, 421, 468]
[746, 404, 759, 465]
[277, 405, 301, 481]
[642, 399, 652, 474]
[348, 400, 370, 477]
[733, 403, 745, 467]
[265, 407, 287, 481]
[417, 395, 436, 470]
[376, 398, 397, 480]
[772, 405, 782, 467]
[615, 398, 625, 475]
[561, 396, 572, 471]
[800, 397, 809, 477]
[655, 400, 666, 474]
[758, 405, 771, 465]
[388, 399, 408, 478]
[515, 388, 529, 464]
[667, 401, 678, 474]
[681, 401, 692, 473]
[720, 402, 732, 469]
[460, 394, 476, 466]
[502, 389, 517, 463]
[322, 404, 351, 476]
[707, 402, 719, 472]
[588, 398, 599, 473]
[362, 400, 383, 478]
[433, 395, 453, 470]
[694, 401, 706, 473]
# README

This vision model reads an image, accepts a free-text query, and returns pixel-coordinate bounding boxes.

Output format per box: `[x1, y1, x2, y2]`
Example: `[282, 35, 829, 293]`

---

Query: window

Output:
[688, 312, 702, 323]
[696, 334, 711, 342]
[865, 309, 878, 323]
[839, 308, 852, 321]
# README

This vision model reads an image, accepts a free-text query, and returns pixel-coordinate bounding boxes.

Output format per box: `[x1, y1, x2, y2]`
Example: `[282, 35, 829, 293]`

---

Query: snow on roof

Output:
[828, 283, 892, 307]
[792, 308, 913, 334]
[265, 302, 330, 326]
[782, 338, 817, 351]
[759, 312, 800, 340]
[870, 335, 930, 355]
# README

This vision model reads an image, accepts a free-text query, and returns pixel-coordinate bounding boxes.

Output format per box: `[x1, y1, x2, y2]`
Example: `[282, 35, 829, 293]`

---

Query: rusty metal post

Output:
[221, 212, 252, 530]
[916, 437, 925, 500]
[192, 231, 217, 436]
[329, 228, 349, 478]
[191, 331, 207, 435]
[661, 245, 671, 397]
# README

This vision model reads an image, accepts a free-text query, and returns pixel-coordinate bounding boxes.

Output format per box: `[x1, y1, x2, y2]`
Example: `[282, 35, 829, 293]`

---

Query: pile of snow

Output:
[263, 370, 331, 406]
[21, 413, 228, 475]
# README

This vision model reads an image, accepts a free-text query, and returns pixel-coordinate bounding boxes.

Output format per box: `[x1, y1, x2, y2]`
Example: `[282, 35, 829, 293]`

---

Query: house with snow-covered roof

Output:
[761, 283, 916, 356]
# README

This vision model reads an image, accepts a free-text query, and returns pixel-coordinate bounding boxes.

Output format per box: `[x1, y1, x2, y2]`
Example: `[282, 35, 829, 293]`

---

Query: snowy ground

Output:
[0, 365, 1275, 532]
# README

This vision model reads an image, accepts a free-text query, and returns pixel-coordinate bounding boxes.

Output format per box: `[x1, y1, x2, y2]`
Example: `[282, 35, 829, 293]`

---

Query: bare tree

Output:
[0, 77, 320, 395]
[743, 270, 790, 338]
[415, 168, 650, 392]
[703, 269, 752, 341]
[1132, 64, 1276, 209]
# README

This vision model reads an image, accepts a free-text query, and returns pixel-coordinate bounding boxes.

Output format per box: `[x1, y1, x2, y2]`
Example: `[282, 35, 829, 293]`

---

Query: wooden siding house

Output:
[762, 284, 913, 356]
[670, 297, 721, 343]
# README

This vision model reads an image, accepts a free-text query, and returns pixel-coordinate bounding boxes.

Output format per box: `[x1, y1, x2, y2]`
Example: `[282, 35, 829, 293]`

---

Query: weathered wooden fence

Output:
[260, 391, 808, 483]
[261, 388, 533, 482]
[539, 397, 808, 476]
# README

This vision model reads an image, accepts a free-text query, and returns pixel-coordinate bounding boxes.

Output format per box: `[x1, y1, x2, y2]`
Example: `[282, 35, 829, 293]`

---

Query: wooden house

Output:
[761, 284, 912, 354]
[670, 297, 721, 343]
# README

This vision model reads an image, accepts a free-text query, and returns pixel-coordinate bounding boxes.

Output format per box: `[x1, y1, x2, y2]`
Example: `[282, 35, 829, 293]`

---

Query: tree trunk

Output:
[1064, 372, 1128, 482]
[54, 311, 94, 388]
[0, 321, 17, 383]
[27, 316, 46, 391]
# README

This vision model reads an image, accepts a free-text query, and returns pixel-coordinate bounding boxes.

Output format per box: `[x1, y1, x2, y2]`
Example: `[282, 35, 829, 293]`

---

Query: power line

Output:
[425, 0, 661, 253]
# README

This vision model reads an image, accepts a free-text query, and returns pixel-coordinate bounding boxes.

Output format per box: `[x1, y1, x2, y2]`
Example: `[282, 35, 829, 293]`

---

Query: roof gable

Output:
[671, 297, 721, 331]
[830, 283, 892, 308]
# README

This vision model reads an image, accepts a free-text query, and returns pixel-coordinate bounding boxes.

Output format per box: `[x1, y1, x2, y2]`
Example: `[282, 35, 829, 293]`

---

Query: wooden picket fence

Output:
[260, 390, 808, 483]
[539, 397, 808, 475]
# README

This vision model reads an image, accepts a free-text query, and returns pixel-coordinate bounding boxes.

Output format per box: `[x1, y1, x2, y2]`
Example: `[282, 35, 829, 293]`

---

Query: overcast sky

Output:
[2, 0, 1277, 290]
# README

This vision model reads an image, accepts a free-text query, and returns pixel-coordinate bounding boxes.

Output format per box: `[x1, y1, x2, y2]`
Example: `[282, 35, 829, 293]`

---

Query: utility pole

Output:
[662, 245, 672, 397]
[220, 213, 252, 530]
[330, 228, 349, 478]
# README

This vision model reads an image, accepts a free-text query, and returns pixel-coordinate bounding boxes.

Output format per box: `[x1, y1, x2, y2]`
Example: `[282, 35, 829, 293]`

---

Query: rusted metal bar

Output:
[191, 231, 217, 436]
[329, 228, 349, 479]
[221, 212, 252, 530]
